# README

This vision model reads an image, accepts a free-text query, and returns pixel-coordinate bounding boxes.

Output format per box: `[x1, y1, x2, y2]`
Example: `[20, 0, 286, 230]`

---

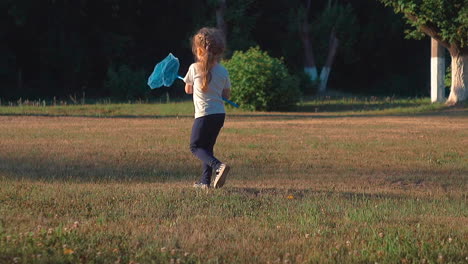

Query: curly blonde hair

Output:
[191, 27, 225, 92]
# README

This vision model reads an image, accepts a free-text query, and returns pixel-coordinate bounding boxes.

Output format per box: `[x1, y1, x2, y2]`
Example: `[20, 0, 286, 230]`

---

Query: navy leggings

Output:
[190, 113, 225, 184]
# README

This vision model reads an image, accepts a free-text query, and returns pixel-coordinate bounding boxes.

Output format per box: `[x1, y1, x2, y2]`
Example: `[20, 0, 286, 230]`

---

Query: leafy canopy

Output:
[378, 0, 468, 50]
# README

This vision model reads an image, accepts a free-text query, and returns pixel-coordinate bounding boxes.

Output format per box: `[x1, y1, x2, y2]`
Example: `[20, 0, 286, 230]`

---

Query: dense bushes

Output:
[223, 47, 300, 111]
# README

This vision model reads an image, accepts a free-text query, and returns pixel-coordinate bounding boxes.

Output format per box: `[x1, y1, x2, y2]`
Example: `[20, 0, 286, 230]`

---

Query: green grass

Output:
[296, 97, 449, 115]
[1, 183, 467, 263]
[0, 98, 467, 263]
[0, 97, 453, 118]
[0, 102, 196, 117]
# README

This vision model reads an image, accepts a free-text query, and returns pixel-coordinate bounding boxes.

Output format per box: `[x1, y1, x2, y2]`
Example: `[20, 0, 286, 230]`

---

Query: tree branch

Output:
[405, 13, 451, 49]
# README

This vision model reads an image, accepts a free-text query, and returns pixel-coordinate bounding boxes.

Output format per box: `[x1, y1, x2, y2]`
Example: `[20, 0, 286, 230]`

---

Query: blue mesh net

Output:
[147, 53, 180, 89]
[147, 53, 240, 108]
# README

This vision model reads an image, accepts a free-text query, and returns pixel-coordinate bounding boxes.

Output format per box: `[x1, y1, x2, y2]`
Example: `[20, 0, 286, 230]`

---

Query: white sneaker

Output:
[193, 182, 210, 189]
[213, 164, 230, 188]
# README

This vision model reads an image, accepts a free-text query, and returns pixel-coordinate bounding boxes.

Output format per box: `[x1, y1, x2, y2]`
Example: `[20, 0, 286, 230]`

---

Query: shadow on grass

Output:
[3, 155, 465, 200]
[0, 157, 411, 201]
[0, 156, 197, 183]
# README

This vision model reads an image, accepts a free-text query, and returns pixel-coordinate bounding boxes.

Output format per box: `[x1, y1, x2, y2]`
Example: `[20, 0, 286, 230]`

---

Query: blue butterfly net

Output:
[148, 53, 180, 89]
[147, 53, 240, 108]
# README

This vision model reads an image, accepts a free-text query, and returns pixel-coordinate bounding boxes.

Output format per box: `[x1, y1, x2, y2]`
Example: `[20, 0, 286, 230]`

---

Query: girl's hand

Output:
[185, 84, 193, 94]
[222, 88, 231, 99]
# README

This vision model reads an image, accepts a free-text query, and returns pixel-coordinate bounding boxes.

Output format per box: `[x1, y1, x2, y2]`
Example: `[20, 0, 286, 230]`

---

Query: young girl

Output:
[183, 27, 231, 189]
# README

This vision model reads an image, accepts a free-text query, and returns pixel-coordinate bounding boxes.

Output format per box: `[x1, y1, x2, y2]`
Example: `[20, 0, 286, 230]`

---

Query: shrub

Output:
[223, 47, 300, 111]
[105, 64, 148, 100]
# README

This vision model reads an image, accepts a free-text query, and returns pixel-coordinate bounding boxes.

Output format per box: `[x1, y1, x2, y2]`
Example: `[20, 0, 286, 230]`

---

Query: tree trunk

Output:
[430, 38, 445, 103]
[318, 30, 339, 93]
[299, 0, 318, 81]
[446, 51, 467, 105]
[301, 25, 318, 81]
[216, 0, 227, 39]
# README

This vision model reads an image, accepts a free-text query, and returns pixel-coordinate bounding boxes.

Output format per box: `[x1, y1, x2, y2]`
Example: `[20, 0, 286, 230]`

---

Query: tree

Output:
[378, 0, 468, 105]
[294, 0, 358, 93]
[216, 0, 227, 37]
[208, 0, 257, 53]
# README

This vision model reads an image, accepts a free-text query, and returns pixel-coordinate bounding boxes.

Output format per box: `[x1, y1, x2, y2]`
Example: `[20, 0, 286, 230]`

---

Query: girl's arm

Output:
[222, 88, 230, 99]
[185, 84, 193, 94]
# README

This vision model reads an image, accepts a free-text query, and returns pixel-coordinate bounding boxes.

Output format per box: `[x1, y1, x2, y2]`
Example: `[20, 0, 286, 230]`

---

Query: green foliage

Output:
[295, 71, 318, 95]
[223, 47, 300, 111]
[225, 0, 258, 52]
[445, 66, 452, 88]
[378, 0, 468, 48]
[105, 64, 148, 100]
[206, 0, 257, 53]
[0, 0, 445, 98]
[312, 3, 359, 64]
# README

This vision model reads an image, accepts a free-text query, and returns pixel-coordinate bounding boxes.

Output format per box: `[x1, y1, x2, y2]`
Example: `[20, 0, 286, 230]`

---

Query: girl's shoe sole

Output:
[213, 165, 230, 188]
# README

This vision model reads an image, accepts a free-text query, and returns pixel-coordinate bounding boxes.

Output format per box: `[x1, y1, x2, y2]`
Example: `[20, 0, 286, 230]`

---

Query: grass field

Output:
[0, 99, 467, 263]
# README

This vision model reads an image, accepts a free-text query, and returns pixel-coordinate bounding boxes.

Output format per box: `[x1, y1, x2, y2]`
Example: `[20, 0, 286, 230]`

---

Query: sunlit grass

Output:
[0, 97, 454, 118]
[0, 101, 467, 263]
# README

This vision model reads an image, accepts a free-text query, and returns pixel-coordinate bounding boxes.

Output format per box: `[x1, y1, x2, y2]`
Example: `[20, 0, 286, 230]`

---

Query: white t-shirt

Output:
[184, 63, 231, 118]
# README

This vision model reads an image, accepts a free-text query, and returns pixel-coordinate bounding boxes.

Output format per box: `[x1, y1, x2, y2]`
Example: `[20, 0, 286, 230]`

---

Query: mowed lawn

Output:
[0, 104, 467, 263]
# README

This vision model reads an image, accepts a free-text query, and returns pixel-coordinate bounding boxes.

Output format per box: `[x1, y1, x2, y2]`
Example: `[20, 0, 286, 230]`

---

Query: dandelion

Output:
[448, 237, 452, 243]
[287, 195, 294, 199]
